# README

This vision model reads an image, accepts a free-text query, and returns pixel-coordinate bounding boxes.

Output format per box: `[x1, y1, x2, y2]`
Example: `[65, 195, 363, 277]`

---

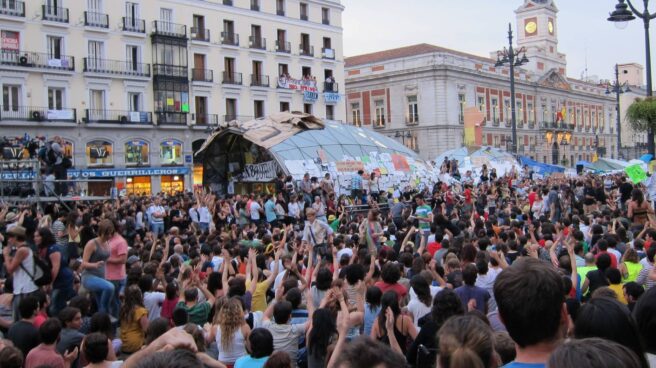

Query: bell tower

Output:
[515, 0, 567, 76]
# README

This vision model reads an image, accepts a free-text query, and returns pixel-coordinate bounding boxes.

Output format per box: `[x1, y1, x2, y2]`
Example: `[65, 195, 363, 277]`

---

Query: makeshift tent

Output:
[519, 156, 565, 176]
[588, 157, 627, 172]
[435, 146, 521, 177]
[197, 112, 435, 195]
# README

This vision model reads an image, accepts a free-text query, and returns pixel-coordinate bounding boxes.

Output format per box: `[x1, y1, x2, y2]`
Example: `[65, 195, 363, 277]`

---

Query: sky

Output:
[341, 0, 656, 83]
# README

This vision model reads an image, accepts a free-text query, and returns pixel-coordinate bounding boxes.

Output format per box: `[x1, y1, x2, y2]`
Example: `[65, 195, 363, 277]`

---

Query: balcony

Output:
[250, 2, 259, 11]
[504, 120, 511, 128]
[492, 120, 500, 127]
[323, 82, 338, 92]
[223, 115, 253, 123]
[372, 118, 385, 128]
[299, 45, 314, 57]
[322, 48, 336, 60]
[153, 64, 188, 78]
[0, 0, 25, 17]
[300, 14, 308, 21]
[540, 121, 575, 131]
[83, 58, 150, 77]
[250, 74, 269, 87]
[152, 21, 187, 38]
[190, 27, 210, 42]
[276, 40, 291, 53]
[277, 9, 285, 16]
[222, 72, 243, 85]
[517, 121, 524, 128]
[191, 68, 213, 82]
[156, 112, 187, 125]
[122, 17, 145, 33]
[1, 50, 74, 71]
[405, 114, 419, 125]
[223, 0, 233, 5]
[195, 113, 219, 126]
[221, 32, 239, 46]
[42, 5, 68, 23]
[528, 121, 535, 129]
[85, 109, 152, 124]
[0, 106, 76, 122]
[249, 36, 266, 50]
[84, 11, 108, 28]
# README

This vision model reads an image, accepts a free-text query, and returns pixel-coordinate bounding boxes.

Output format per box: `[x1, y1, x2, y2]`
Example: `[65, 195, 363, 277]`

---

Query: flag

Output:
[561, 107, 566, 120]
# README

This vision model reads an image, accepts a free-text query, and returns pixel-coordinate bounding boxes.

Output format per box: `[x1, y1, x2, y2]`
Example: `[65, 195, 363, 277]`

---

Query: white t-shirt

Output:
[144, 291, 166, 321]
[199, 206, 211, 223]
[337, 248, 353, 261]
[211, 256, 224, 272]
[250, 202, 262, 220]
[406, 298, 432, 331]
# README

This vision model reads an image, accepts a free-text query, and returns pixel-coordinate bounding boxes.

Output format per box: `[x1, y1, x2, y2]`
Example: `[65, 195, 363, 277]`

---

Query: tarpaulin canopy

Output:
[589, 157, 627, 172]
[519, 156, 565, 175]
[639, 154, 653, 163]
[435, 146, 521, 177]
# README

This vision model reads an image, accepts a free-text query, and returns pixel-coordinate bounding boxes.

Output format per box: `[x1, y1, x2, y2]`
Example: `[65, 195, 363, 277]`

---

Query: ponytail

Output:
[445, 346, 485, 368]
[438, 315, 495, 368]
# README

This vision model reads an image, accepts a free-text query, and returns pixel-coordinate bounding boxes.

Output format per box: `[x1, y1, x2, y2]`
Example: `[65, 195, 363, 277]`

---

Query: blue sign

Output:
[324, 92, 341, 104]
[185, 154, 192, 164]
[303, 91, 319, 103]
[0, 166, 190, 180]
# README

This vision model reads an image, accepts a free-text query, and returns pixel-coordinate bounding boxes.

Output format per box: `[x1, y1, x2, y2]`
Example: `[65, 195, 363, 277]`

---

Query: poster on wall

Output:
[1, 30, 19, 51]
[391, 154, 410, 172]
[241, 160, 278, 182]
[335, 160, 365, 172]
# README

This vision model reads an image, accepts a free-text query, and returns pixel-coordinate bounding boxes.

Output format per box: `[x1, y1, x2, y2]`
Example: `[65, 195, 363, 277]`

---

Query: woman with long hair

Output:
[35, 227, 75, 316]
[620, 248, 643, 283]
[360, 209, 383, 253]
[437, 315, 498, 368]
[406, 275, 432, 331]
[119, 285, 149, 354]
[370, 291, 417, 355]
[627, 188, 653, 231]
[80, 219, 115, 315]
[363, 286, 382, 337]
[306, 308, 337, 368]
[216, 297, 251, 367]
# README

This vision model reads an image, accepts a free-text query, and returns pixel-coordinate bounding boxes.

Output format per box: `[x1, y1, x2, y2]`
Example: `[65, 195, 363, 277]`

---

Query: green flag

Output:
[625, 164, 647, 184]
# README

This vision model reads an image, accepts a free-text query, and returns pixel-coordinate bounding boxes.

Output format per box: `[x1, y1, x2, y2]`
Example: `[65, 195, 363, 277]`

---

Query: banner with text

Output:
[241, 160, 279, 182]
[277, 77, 318, 93]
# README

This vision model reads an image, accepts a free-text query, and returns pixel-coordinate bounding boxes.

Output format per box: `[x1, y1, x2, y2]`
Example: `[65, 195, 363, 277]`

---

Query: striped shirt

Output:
[51, 220, 67, 245]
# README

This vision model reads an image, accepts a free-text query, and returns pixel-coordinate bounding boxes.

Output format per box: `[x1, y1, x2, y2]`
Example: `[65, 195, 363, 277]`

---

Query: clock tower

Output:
[514, 0, 566, 76]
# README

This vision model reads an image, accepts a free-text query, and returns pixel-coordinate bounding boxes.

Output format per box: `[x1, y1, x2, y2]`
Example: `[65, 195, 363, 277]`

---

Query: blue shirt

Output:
[235, 356, 269, 368]
[351, 173, 362, 190]
[503, 363, 546, 368]
[264, 199, 277, 222]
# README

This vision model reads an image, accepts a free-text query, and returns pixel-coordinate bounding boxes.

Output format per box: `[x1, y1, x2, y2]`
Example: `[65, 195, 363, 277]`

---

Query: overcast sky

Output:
[342, 0, 656, 83]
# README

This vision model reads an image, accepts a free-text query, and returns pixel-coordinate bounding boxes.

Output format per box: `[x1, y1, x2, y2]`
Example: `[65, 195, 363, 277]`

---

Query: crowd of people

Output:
[0, 165, 655, 368]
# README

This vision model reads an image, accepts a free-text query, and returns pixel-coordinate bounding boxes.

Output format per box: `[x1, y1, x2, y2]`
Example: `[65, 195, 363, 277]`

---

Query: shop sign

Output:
[67, 166, 190, 179]
[303, 91, 318, 103]
[335, 161, 365, 172]
[324, 92, 341, 104]
[277, 77, 318, 93]
[241, 160, 278, 182]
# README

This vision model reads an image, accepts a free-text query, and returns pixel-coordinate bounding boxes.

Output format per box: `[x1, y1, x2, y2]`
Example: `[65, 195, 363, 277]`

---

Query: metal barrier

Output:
[343, 202, 390, 221]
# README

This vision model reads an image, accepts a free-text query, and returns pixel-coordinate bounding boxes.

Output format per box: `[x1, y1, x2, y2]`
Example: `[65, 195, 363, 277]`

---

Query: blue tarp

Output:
[519, 156, 565, 175]
[640, 154, 653, 163]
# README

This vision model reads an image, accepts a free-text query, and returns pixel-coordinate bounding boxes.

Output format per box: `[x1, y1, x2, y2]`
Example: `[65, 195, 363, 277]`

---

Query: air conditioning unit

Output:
[31, 110, 43, 121]
[119, 115, 128, 123]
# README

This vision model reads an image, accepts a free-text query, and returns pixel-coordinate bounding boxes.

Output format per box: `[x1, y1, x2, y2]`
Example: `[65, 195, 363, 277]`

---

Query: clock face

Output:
[548, 20, 554, 34]
[525, 21, 537, 35]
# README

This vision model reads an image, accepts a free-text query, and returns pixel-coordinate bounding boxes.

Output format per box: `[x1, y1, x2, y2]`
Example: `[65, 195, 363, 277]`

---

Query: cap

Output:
[4, 212, 17, 223]
[127, 255, 140, 266]
[328, 215, 336, 222]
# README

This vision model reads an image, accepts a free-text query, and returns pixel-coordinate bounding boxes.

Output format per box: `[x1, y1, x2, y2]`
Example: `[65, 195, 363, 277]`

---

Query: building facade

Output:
[0, 0, 345, 195]
[616, 63, 648, 160]
[344, 0, 617, 166]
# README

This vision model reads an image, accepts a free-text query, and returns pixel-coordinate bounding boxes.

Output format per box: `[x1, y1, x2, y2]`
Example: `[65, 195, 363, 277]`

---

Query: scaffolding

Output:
[0, 159, 114, 211]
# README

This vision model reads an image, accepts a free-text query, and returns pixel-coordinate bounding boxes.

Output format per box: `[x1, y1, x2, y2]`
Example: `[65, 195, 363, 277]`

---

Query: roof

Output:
[345, 43, 493, 68]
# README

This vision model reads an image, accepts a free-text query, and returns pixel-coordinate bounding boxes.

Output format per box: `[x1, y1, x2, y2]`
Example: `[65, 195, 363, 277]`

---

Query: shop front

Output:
[125, 176, 152, 195]
[69, 166, 190, 196]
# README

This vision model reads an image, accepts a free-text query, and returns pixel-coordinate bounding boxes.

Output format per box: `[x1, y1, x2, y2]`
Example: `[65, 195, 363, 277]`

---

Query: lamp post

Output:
[608, 0, 654, 155]
[605, 64, 631, 159]
[495, 23, 529, 155]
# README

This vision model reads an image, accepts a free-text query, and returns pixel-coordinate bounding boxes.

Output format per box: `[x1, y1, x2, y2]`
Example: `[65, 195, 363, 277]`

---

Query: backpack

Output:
[20, 250, 53, 287]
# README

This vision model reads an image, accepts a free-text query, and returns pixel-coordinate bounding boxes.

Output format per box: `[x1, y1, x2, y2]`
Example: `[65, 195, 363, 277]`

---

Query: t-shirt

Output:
[248, 280, 271, 312]
[454, 285, 491, 314]
[8, 320, 39, 358]
[250, 202, 262, 220]
[415, 205, 432, 231]
[26, 343, 65, 368]
[235, 355, 269, 368]
[374, 281, 408, 301]
[265, 200, 277, 222]
[427, 242, 441, 257]
[144, 291, 166, 321]
[121, 306, 149, 353]
[263, 321, 307, 364]
[56, 327, 84, 355]
[406, 298, 432, 331]
[503, 363, 545, 368]
[176, 301, 211, 326]
[106, 234, 128, 281]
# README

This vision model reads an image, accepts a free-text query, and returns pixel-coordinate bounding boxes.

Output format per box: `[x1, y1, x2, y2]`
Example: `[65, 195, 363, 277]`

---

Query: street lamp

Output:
[495, 23, 529, 155]
[608, 0, 654, 155]
[605, 64, 631, 159]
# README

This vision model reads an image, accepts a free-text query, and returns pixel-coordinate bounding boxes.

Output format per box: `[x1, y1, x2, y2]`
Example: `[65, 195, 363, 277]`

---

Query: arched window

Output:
[160, 139, 183, 165]
[86, 140, 113, 166]
[125, 139, 149, 166]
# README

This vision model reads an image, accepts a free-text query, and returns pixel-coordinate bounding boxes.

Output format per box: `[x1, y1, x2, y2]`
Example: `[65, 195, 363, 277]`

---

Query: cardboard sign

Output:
[335, 161, 364, 172]
[626, 164, 647, 184]
[391, 154, 410, 172]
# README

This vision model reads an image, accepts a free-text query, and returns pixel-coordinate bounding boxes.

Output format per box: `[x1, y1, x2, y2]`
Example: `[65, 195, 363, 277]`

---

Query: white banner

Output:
[241, 160, 278, 182]
[47, 109, 74, 120]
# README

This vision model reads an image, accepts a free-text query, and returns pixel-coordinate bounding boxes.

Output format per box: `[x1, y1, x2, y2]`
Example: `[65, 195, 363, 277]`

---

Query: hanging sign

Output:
[335, 161, 364, 172]
[303, 91, 319, 103]
[241, 160, 278, 182]
[324, 92, 341, 104]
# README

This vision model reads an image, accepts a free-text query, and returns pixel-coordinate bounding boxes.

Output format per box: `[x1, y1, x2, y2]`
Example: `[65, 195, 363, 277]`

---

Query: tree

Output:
[626, 97, 656, 155]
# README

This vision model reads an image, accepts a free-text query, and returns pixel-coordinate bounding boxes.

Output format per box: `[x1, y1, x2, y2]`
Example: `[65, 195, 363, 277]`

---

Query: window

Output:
[195, 96, 207, 124]
[458, 93, 465, 124]
[47, 35, 63, 59]
[276, 0, 285, 15]
[128, 92, 142, 111]
[323, 37, 332, 49]
[300, 2, 308, 20]
[87, 40, 103, 69]
[277, 29, 287, 51]
[300, 33, 310, 54]
[322, 7, 330, 24]
[125, 140, 149, 165]
[304, 103, 312, 114]
[568, 107, 573, 124]
[250, 25, 263, 48]
[254, 100, 264, 118]
[89, 89, 105, 113]
[493, 135, 500, 147]
[2, 85, 20, 111]
[126, 45, 140, 71]
[160, 140, 183, 165]
[407, 95, 418, 123]
[48, 87, 64, 110]
[250, 0, 259, 11]
[542, 104, 548, 122]
[280, 101, 290, 112]
[278, 63, 288, 77]
[576, 108, 581, 125]
[374, 99, 385, 127]
[407, 132, 419, 151]
[505, 99, 511, 123]
[491, 97, 499, 123]
[86, 140, 113, 166]
[599, 112, 604, 129]
[477, 95, 485, 113]
[225, 98, 237, 121]
[351, 102, 361, 126]
[527, 102, 534, 123]
[517, 101, 524, 124]
[326, 105, 334, 120]
[584, 109, 589, 126]
[224, 57, 235, 75]
[125, 2, 139, 21]
[159, 8, 172, 30]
